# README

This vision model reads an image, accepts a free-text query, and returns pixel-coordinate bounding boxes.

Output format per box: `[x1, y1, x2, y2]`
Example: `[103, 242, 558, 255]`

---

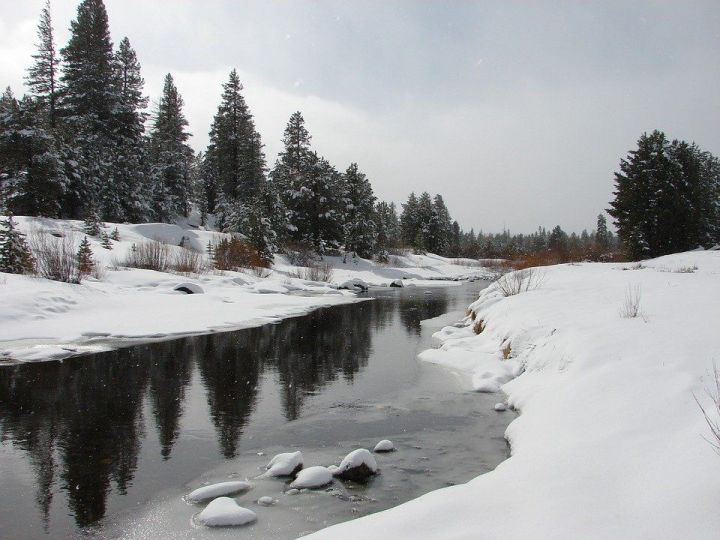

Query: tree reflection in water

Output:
[0, 285, 453, 531]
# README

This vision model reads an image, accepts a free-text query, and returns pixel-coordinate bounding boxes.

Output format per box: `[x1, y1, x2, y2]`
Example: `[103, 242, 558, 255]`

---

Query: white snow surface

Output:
[307, 251, 720, 540]
[196, 497, 257, 527]
[333, 448, 378, 475]
[262, 451, 303, 478]
[288, 466, 333, 489]
[0, 217, 491, 362]
[186, 481, 252, 503]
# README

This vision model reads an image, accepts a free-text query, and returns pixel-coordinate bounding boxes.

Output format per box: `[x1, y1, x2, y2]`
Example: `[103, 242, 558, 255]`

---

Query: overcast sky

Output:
[2, 1, 719, 233]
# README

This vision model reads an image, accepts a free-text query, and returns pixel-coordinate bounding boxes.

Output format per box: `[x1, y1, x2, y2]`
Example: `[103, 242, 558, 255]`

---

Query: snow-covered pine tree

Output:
[0, 215, 35, 274]
[109, 226, 120, 241]
[425, 194, 451, 255]
[26, 0, 60, 129]
[76, 235, 94, 276]
[108, 37, 150, 222]
[205, 70, 265, 205]
[342, 162, 376, 258]
[450, 220, 461, 257]
[0, 90, 66, 217]
[400, 192, 420, 249]
[595, 214, 609, 251]
[100, 231, 112, 249]
[148, 73, 193, 221]
[374, 201, 398, 259]
[83, 205, 103, 236]
[413, 192, 434, 253]
[59, 0, 120, 219]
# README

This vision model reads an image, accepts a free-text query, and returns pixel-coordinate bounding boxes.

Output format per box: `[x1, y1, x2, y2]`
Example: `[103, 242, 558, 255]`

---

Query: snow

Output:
[257, 496, 275, 506]
[288, 466, 333, 489]
[333, 448, 378, 477]
[493, 403, 507, 412]
[373, 440, 395, 453]
[306, 251, 720, 540]
[261, 451, 303, 477]
[196, 497, 257, 527]
[1, 216, 491, 363]
[186, 481, 252, 503]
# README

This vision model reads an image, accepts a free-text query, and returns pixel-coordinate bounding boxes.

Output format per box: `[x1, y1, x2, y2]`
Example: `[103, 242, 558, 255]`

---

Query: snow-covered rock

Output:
[173, 282, 204, 294]
[389, 279, 404, 288]
[493, 403, 507, 412]
[289, 466, 333, 489]
[197, 497, 257, 527]
[333, 449, 378, 481]
[373, 440, 395, 453]
[186, 481, 253, 502]
[257, 496, 275, 506]
[262, 451, 303, 477]
[338, 278, 369, 292]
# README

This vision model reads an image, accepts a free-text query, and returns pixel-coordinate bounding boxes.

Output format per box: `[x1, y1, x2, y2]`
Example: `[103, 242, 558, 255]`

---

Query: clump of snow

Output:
[333, 449, 378, 481]
[257, 496, 275, 506]
[261, 451, 303, 477]
[289, 466, 333, 489]
[285, 488, 300, 496]
[186, 481, 252, 503]
[493, 403, 507, 412]
[306, 251, 720, 540]
[338, 278, 369, 292]
[196, 497, 257, 527]
[373, 440, 395, 453]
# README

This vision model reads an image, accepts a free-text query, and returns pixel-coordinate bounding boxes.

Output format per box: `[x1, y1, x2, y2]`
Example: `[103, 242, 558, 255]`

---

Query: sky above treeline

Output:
[2, 1, 719, 233]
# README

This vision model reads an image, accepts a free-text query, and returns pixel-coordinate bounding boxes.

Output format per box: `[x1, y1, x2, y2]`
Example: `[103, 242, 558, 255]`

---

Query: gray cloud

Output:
[2, 0, 719, 233]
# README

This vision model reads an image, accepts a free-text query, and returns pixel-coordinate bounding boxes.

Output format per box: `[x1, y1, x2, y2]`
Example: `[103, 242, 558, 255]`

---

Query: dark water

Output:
[0, 282, 510, 539]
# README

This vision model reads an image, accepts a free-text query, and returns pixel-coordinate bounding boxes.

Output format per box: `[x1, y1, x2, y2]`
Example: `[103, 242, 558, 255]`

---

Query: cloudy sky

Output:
[2, 1, 719, 233]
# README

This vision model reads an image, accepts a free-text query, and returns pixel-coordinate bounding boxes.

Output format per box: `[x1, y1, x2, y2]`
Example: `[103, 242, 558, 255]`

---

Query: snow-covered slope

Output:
[0, 217, 489, 362]
[307, 251, 720, 540]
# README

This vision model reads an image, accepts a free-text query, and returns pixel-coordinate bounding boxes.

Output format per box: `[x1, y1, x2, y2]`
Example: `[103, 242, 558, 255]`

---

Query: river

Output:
[0, 281, 511, 539]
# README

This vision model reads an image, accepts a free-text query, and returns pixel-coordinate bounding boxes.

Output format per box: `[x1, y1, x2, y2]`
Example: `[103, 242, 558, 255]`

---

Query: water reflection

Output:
[0, 286, 455, 533]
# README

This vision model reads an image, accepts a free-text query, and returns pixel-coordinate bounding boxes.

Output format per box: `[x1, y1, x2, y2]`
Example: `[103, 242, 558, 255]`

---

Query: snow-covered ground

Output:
[307, 251, 720, 540]
[0, 216, 491, 362]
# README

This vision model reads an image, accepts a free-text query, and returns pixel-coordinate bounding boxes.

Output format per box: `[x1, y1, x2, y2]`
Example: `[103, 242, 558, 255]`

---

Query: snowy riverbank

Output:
[0, 216, 491, 362]
[307, 250, 720, 540]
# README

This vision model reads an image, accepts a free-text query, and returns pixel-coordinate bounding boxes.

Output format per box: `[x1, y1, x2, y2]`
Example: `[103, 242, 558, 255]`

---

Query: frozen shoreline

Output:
[307, 250, 720, 540]
[1, 216, 491, 363]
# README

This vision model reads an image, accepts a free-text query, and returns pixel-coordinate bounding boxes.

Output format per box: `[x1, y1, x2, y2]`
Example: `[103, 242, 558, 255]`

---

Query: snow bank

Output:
[307, 251, 720, 540]
[186, 481, 252, 503]
[196, 497, 257, 527]
[1, 217, 490, 362]
[289, 466, 333, 489]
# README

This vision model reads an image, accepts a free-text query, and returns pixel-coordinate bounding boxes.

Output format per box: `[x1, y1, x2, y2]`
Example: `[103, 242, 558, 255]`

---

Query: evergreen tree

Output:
[425, 194, 451, 255]
[60, 0, 120, 218]
[26, 0, 60, 129]
[100, 231, 112, 249]
[548, 225, 569, 257]
[83, 205, 103, 236]
[596, 214, 609, 251]
[400, 192, 419, 248]
[148, 73, 193, 221]
[109, 226, 120, 241]
[0, 89, 66, 216]
[375, 200, 400, 258]
[108, 37, 149, 222]
[205, 70, 264, 206]
[343, 163, 376, 258]
[77, 236, 94, 276]
[449, 220, 461, 257]
[414, 192, 434, 253]
[0, 215, 34, 274]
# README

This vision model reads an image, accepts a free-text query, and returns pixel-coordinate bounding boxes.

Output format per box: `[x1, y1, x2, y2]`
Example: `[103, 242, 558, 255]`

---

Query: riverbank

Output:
[1, 216, 491, 362]
[307, 250, 720, 540]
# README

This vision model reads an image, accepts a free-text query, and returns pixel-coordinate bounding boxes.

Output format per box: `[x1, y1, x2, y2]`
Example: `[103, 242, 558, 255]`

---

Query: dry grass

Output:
[473, 319, 486, 334]
[289, 261, 334, 282]
[122, 240, 172, 272]
[501, 341, 512, 359]
[620, 284, 642, 318]
[29, 230, 80, 283]
[494, 268, 546, 297]
[172, 248, 207, 275]
[695, 364, 720, 456]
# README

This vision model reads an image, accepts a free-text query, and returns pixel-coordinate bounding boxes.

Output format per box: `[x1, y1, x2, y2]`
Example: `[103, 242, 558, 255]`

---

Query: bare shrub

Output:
[674, 265, 698, 274]
[695, 364, 720, 455]
[620, 284, 642, 318]
[29, 230, 80, 283]
[123, 240, 172, 272]
[250, 266, 272, 278]
[172, 248, 207, 275]
[213, 237, 264, 271]
[287, 261, 334, 282]
[494, 268, 545, 297]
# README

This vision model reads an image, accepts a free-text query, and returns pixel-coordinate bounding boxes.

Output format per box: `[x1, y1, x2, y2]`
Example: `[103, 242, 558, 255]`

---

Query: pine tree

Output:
[83, 206, 103, 236]
[413, 192, 434, 253]
[26, 0, 60, 129]
[148, 73, 193, 221]
[109, 226, 120, 241]
[205, 69, 265, 205]
[59, 0, 120, 219]
[400, 192, 420, 248]
[343, 163, 376, 258]
[0, 215, 35, 274]
[596, 214, 609, 251]
[375, 200, 400, 258]
[77, 235, 94, 276]
[100, 231, 112, 249]
[108, 37, 150, 222]
[425, 194, 451, 255]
